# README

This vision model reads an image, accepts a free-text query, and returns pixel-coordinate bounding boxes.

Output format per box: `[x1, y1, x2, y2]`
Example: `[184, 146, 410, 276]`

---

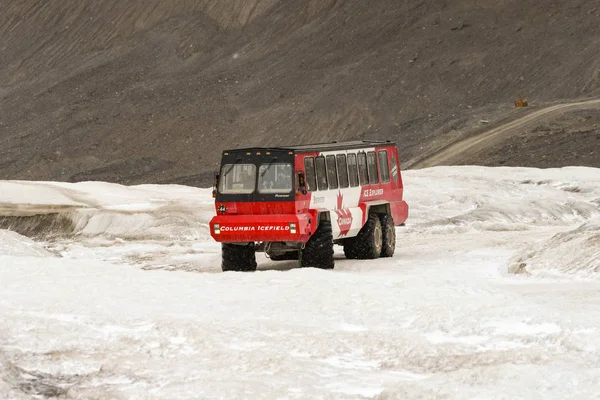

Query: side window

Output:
[336, 154, 349, 188]
[367, 151, 379, 184]
[326, 155, 338, 189]
[304, 157, 317, 192]
[390, 154, 399, 184]
[378, 150, 390, 183]
[347, 153, 359, 187]
[315, 156, 328, 190]
[357, 152, 369, 186]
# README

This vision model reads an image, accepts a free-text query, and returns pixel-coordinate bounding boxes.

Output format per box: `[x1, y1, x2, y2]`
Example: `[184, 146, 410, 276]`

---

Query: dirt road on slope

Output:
[410, 98, 600, 169]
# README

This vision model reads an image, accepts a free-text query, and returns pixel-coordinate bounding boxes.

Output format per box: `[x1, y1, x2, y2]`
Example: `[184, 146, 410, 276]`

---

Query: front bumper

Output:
[209, 213, 314, 243]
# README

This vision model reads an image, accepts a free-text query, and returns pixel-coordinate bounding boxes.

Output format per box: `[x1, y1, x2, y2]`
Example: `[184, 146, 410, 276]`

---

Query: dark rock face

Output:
[1, 0, 599, 186]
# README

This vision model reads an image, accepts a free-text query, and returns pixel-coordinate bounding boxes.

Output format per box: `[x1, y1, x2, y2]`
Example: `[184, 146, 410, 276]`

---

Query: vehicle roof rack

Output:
[222, 140, 395, 153]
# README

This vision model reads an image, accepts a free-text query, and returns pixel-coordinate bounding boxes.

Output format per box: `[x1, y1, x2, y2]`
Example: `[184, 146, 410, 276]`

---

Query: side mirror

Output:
[297, 171, 308, 195]
[212, 172, 220, 198]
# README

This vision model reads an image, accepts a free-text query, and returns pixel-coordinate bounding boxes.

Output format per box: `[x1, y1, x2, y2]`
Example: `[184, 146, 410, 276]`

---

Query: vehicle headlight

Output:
[289, 222, 297, 234]
[213, 224, 220, 234]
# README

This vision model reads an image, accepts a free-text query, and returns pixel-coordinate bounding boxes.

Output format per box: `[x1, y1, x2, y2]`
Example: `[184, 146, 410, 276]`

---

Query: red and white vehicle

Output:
[209, 140, 409, 271]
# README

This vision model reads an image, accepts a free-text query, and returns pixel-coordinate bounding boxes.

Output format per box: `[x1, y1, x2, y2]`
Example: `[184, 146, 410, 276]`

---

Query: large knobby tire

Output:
[379, 214, 396, 258]
[299, 220, 334, 269]
[221, 243, 257, 272]
[343, 213, 382, 259]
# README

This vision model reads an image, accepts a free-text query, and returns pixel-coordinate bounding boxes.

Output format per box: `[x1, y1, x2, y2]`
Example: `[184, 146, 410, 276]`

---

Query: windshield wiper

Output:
[222, 157, 242, 177]
[260, 157, 278, 177]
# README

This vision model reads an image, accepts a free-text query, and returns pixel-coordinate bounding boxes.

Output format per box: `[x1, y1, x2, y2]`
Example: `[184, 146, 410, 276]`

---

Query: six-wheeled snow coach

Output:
[209, 140, 409, 271]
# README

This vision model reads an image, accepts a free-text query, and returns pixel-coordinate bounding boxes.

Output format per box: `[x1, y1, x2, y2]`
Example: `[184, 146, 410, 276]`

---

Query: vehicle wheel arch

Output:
[318, 210, 331, 221]
[364, 202, 391, 217]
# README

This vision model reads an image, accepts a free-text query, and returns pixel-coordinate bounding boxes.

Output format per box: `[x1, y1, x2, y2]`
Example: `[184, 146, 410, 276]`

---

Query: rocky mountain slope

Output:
[1, 0, 599, 185]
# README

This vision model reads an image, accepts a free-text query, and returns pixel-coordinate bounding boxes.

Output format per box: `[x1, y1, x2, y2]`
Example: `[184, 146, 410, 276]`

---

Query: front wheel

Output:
[299, 220, 334, 269]
[221, 243, 257, 272]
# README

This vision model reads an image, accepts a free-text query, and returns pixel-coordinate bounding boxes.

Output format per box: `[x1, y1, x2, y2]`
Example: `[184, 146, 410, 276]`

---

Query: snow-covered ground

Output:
[1, 166, 600, 399]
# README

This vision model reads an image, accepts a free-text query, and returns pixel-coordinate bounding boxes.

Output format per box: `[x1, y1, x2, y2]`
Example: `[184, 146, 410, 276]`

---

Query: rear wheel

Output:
[379, 214, 396, 258]
[343, 213, 382, 259]
[299, 220, 334, 269]
[221, 243, 257, 272]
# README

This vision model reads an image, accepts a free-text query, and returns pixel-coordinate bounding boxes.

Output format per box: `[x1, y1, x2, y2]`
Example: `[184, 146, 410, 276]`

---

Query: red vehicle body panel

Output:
[209, 141, 408, 244]
[211, 212, 313, 243]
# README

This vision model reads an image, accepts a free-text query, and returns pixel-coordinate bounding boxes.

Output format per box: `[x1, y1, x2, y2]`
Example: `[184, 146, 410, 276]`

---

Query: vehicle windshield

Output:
[258, 163, 292, 194]
[219, 164, 256, 194]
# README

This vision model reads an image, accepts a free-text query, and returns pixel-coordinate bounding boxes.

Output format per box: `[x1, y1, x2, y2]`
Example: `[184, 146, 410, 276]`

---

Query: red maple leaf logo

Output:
[335, 190, 352, 237]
